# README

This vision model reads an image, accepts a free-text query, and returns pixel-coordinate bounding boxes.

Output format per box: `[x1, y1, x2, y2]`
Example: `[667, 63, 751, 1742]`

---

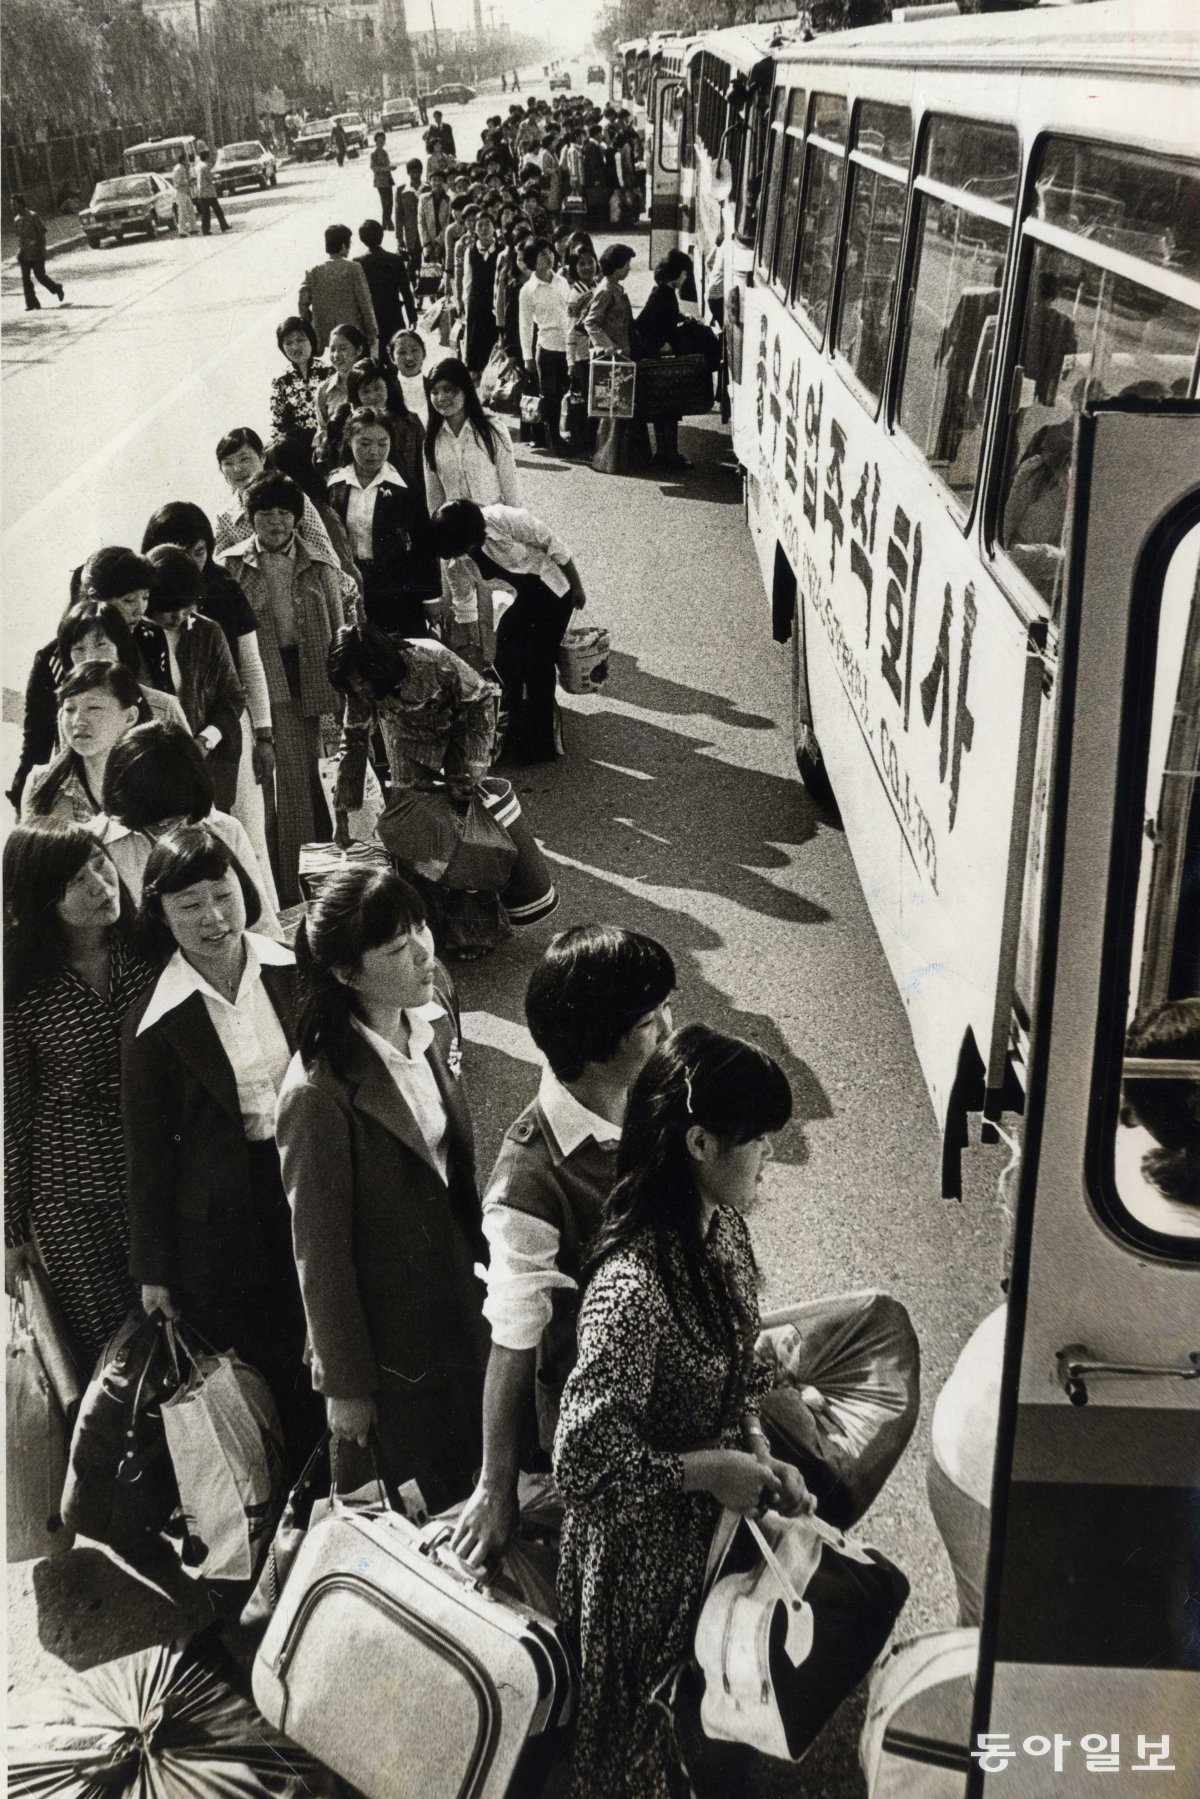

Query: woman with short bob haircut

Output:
[271, 313, 330, 451]
[276, 863, 489, 1508]
[554, 1022, 813, 1798]
[23, 661, 151, 824]
[143, 545, 246, 812]
[123, 823, 316, 1459]
[424, 355, 521, 514]
[4, 820, 155, 1360]
[94, 722, 281, 933]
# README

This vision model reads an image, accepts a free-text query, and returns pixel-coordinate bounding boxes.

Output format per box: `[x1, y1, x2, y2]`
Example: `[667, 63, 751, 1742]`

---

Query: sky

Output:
[405, 0, 604, 54]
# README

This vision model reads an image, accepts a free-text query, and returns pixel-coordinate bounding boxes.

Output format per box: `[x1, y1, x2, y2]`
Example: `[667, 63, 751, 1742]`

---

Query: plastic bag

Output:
[441, 790, 517, 892]
[376, 786, 463, 880]
[318, 753, 385, 844]
[756, 1289, 920, 1528]
[161, 1334, 284, 1583]
[479, 341, 517, 406]
[7, 1287, 74, 1561]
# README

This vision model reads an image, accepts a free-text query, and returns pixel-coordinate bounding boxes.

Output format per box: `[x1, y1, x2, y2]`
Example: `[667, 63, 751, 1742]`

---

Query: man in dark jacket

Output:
[395, 160, 423, 268]
[356, 218, 417, 352]
[331, 118, 348, 167]
[12, 195, 65, 311]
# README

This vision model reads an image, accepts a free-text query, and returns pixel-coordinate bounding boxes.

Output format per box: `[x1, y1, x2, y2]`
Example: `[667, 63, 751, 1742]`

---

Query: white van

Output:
[122, 135, 200, 178]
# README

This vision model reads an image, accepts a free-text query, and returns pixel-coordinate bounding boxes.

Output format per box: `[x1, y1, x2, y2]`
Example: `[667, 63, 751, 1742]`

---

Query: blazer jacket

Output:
[122, 960, 299, 1299]
[168, 611, 245, 765]
[299, 256, 378, 354]
[355, 246, 416, 348]
[325, 467, 435, 593]
[275, 997, 483, 1400]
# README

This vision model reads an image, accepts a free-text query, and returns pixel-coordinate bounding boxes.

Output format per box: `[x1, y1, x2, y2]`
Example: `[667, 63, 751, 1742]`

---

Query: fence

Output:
[2, 113, 258, 222]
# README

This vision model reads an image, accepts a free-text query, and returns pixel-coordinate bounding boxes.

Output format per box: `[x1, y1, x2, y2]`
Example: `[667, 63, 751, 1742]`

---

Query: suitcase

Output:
[252, 1508, 576, 1798]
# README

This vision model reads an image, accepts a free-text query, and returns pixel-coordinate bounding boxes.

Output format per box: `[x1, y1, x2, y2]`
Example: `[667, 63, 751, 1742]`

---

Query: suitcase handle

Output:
[416, 1522, 491, 1593]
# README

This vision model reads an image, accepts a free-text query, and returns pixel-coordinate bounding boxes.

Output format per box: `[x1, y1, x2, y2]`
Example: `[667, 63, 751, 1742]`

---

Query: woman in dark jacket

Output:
[325, 406, 438, 636]
[276, 864, 489, 1510]
[635, 249, 694, 472]
[122, 822, 318, 1461]
[143, 547, 245, 813]
[346, 357, 426, 498]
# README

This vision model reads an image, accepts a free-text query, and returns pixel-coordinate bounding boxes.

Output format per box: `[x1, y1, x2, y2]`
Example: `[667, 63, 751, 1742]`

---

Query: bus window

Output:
[834, 102, 913, 407]
[736, 85, 771, 249]
[658, 85, 681, 174]
[1115, 525, 1200, 1243]
[897, 118, 1019, 513]
[792, 93, 847, 342]
[770, 91, 807, 293]
[998, 141, 1200, 608]
[756, 89, 788, 280]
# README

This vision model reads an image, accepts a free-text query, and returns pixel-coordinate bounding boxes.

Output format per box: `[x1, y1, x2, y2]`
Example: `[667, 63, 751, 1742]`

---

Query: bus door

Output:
[649, 79, 684, 268]
[973, 404, 1200, 1796]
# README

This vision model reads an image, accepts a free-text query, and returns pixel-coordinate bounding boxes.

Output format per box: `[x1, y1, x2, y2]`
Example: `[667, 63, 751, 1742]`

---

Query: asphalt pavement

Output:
[2, 70, 1008, 1796]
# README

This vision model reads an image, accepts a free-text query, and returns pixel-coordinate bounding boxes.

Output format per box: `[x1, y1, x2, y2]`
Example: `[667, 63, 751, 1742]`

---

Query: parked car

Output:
[380, 97, 421, 130]
[214, 140, 278, 195]
[421, 84, 475, 106]
[549, 71, 572, 90]
[295, 119, 334, 162]
[81, 173, 176, 246]
[122, 136, 199, 178]
[588, 65, 607, 85]
[333, 112, 367, 150]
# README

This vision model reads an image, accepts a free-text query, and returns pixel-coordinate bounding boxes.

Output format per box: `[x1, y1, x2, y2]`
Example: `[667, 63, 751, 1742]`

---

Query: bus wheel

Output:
[795, 726, 838, 814]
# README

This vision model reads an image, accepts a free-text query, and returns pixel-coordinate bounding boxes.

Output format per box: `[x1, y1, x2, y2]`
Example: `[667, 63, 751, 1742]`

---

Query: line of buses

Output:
[615, 7, 1197, 1792]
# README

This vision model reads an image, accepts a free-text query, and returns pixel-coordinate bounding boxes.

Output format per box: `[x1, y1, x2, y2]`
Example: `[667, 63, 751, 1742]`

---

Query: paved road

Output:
[2, 73, 1006, 1795]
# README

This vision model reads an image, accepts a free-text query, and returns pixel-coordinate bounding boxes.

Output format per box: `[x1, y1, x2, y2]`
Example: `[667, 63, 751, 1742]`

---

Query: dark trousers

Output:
[478, 555, 573, 761]
[336, 146, 346, 167]
[360, 561, 435, 639]
[20, 256, 62, 309]
[535, 346, 569, 451]
[198, 195, 229, 234]
[378, 185, 394, 231]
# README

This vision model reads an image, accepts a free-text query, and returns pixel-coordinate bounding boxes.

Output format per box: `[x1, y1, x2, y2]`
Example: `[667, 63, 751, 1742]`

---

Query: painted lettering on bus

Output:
[880, 717, 939, 892]
[804, 548, 871, 737]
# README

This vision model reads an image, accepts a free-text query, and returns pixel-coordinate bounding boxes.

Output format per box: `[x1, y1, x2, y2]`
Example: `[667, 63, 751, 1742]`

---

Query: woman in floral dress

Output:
[270, 315, 331, 458]
[554, 1024, 813, 1799]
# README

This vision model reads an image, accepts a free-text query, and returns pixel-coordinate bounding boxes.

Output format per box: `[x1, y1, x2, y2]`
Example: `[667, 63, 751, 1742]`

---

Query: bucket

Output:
[480, 777, 559, 926]
[556, 624, 611, 695]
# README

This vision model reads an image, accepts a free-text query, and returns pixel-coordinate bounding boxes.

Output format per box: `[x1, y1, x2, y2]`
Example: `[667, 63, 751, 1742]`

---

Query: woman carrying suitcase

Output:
[554, 1024, 813, 1798]
[276, 864, 490, 1513]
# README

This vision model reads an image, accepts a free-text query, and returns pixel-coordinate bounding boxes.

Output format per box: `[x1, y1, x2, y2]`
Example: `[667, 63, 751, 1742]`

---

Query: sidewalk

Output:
[2, 209, 86, 267]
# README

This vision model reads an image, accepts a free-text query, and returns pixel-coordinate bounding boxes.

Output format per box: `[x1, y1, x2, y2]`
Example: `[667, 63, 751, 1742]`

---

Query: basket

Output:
[633, 352, 713, 419]
[556, 624, 611, 695]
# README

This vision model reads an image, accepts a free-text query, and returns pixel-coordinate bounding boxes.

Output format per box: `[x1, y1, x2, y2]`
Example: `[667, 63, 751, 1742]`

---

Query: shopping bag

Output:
[756, 1290, 920, 1528]
[160, 1330, 285, 1583]
[519, 390, 545, 443]
[441, 789, 518, 892]
[61, 1311, 184, 1558]
[696, 1507, 910, 1762]
[376, 785, 463, 880]
[609, 188, 623, 225]
[318, 753, 385, 844]
[480, 341, 518, 407]
[7, 1288, 74, 1561]
[559, 386, 589, 449]
[588, 353, 636, 420]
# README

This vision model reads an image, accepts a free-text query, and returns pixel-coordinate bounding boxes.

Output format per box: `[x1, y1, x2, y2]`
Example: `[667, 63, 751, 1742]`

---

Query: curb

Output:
[3, 228, 86, 272]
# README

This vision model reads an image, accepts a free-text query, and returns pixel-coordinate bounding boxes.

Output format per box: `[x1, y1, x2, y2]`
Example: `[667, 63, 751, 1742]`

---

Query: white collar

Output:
[330, 461, 405, 494]
[137, 932, 294, 1034]
[538, 1066, 621, 1158]
[253, 533, 298, 559]
[352, 999, 446, 1066]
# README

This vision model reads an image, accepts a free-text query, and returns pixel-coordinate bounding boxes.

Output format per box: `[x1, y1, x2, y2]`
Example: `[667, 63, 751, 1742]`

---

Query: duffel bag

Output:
[253, 1501, 576, 1798]
[860, 1629, 977, 1797]
[633, 351, 714, 419]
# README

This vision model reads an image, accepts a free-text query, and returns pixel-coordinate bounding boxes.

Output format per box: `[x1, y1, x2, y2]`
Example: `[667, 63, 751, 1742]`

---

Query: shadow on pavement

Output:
[29, 1545, 213, 1676]
[606, 650, 775, 731]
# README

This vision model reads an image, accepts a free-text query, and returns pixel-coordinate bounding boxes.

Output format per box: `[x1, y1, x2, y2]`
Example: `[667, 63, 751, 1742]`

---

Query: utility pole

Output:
[194, 0, 217, 148]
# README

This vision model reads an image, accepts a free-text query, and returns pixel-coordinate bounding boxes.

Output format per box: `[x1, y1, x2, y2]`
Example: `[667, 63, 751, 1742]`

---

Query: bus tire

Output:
[795, 728, 838, 815]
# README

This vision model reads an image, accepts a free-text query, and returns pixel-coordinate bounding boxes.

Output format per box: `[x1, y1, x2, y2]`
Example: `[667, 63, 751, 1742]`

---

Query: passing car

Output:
[588, 65, 606, 85]
[421, 83, 475, 106]
[381, 97, 421, 130]
[549, 71, 572, 90]
[334, 112, 367, 151]
[295, 118, 334, 162]
[81, 173, 176, 246]
[214, 140, 277, 195]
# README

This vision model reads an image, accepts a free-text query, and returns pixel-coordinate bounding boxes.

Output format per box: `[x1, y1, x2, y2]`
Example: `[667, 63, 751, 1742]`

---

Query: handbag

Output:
[160, 1322, 285, 1584]
[695, 1507, 909, 1762]
[441, 788, 518, 892]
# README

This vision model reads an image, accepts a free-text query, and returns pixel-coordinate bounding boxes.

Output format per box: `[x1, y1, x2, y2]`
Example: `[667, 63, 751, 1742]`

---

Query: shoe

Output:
[56, 286, 66, 303]
[25, 304, 41, 312]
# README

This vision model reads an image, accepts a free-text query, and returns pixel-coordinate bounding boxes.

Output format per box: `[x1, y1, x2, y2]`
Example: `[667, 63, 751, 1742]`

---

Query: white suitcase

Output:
[252, 1508, 575, 1797]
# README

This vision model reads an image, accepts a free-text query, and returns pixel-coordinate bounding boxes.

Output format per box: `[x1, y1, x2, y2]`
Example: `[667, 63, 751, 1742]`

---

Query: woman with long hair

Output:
[314, 322, 370, 467]
[10, 599, 188, 814]
[4, 821, 156, 1359]
[94, 722, 281, 934]
[22, 661, 149, 823]
[554, 1023, 812, 1797]
[424, 355, 522, 514]
[270, 314, 331, 454]
[276, 864, 490, 1509]
[346, 356, 425, 496]
[123, 823, 317, 1459]
[143, 546, 246, 813]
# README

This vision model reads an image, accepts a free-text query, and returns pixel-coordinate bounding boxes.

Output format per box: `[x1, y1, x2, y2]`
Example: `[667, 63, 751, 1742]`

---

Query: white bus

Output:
[683, 1, 1199, 1787]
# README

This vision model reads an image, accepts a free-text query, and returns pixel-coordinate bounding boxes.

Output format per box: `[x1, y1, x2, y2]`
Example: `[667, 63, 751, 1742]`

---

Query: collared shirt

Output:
[518, 272, 572, 362]
[477, 503, 572, 599]
[328, 461, 405, 564]
[137, 933, 295, 1141]
[482, 1067, 620, 1350]
[351, 1006, 449, 1180]
[426, 420, 521, 514]
[398, 371, 429, 425]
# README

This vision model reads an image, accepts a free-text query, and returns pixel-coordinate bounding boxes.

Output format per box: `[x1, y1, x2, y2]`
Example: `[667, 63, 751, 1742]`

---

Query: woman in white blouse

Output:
[123, 823, 318, 1462]
[518, 239, 573, 454]
[424, 355, 522, 514]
